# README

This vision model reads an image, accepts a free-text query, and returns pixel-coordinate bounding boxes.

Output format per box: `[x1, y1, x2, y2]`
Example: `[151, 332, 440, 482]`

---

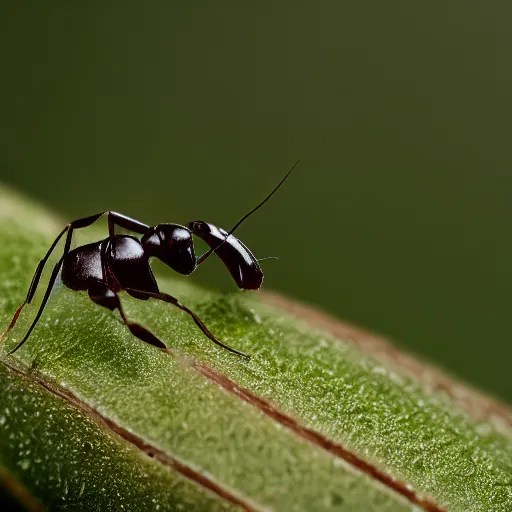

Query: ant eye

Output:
[189, 221, 209, 234]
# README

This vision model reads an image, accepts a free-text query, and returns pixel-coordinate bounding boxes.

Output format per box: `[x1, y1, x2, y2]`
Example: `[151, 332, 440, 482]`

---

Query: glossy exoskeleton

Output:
[3, 163, 297, 358]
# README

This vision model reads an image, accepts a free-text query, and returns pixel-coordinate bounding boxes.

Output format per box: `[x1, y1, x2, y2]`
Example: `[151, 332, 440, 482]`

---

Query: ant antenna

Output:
[197, 160, 299, 264]
[257, 256, 279, 262]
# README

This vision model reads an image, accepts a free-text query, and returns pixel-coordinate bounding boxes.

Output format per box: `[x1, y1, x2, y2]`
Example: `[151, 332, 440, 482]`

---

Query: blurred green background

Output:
[1, 3, 511, 402]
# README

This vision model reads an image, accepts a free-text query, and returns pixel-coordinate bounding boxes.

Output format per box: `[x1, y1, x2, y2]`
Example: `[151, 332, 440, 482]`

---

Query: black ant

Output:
[2, 163, 298, 359]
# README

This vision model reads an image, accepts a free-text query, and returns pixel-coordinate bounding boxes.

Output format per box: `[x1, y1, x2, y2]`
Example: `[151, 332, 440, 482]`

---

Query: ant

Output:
[2, 163, 298, 360]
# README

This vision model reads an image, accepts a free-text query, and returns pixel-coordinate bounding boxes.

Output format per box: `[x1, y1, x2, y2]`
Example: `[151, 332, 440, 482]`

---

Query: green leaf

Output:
[0, 184, 511, 511]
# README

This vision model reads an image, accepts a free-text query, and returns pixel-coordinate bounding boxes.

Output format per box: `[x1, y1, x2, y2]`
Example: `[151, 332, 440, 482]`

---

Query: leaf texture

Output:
[0, 185, 511, 511]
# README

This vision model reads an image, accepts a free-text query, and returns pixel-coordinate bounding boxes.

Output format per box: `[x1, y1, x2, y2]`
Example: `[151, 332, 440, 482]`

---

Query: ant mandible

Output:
[2, 163, 298, 359]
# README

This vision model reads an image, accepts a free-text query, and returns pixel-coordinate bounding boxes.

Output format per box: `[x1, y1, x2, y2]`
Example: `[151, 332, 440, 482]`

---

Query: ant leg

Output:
[104, 212, 150, 237]
[6, 218, 82, 352]
[7, 255, 65, 355]
[26, 211, 148, 302]
[8, 221, 82, 354]
[3, 212, 150, 341]
[1, 225, 71, 342]
[70, 211, 150, 237]
[125, 288, 250, 359]
[88, 282, 166, 349]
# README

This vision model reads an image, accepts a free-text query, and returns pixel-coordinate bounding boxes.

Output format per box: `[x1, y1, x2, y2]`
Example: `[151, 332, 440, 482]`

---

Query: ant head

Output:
[187, 161, 297, 290]
[142, 224, 196, 275]
[189, 221, 263, 290]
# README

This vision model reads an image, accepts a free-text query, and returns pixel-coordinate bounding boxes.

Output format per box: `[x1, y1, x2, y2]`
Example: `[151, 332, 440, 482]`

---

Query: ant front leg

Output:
[125, 288, 250, 359]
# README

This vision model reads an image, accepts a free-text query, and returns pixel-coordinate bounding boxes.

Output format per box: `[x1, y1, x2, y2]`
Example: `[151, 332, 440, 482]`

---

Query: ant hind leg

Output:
[0, 303, 25, 343]
[7, 255, 66, 355]
[1, 225, 71, 344]
[3, 211, 151, 345]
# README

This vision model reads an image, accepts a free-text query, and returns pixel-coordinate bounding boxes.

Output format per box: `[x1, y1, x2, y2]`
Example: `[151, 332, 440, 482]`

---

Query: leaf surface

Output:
[0, 185, 511, 511]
